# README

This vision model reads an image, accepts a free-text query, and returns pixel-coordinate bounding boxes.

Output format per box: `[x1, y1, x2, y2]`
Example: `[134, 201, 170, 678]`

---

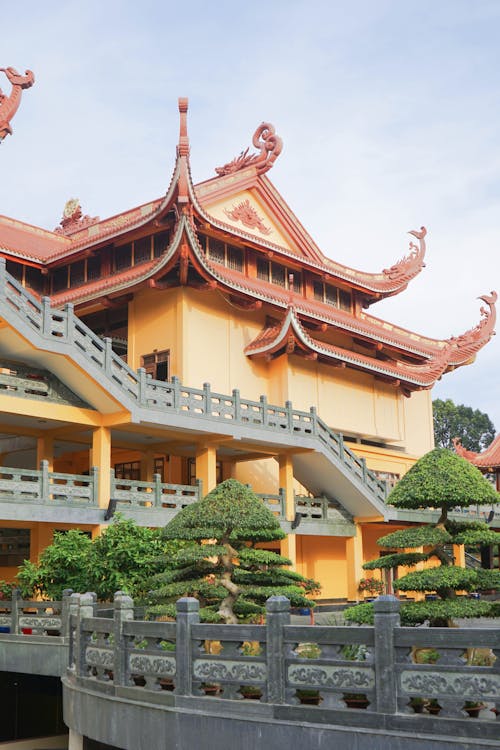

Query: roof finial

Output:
[0, 67, 35, 143]
[177, 97, 190, 157]
[215, 122, 283, 177]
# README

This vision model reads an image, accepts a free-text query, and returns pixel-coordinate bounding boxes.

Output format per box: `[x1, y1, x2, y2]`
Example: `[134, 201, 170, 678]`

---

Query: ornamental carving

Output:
[448, 291, 497, 355]
[54, 198, 100, 236]
[400, 669, 500, 699]
[129, 653, 176, 676]
[287, 663, 374, 690]
[215, 122, 283, 176]
[383, 227, 427, 282]
[85, 646, 114, 669]
[193, 658, 266, 683]
[0, 67, 35, 142]
[19, 616, 61, 630]
[224, 199, 272, 235]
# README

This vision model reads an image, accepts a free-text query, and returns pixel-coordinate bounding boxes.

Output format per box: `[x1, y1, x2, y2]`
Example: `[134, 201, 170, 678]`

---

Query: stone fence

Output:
[63, 592, 500, 743]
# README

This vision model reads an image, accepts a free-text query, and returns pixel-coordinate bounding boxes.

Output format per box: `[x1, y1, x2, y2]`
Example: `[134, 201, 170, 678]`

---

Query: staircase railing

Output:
[0, 260, 388, 504]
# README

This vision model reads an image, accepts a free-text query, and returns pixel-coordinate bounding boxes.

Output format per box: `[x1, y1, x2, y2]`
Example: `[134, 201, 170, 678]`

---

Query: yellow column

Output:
[92, 426, 111, 509]
[346, 524, 364, 601]
[196, 444, 217, 495]
[140, 450, 155, 481]
[37, 435, 54, 471]
[453, 543, 466, 568]
[278, 454, 297, 569]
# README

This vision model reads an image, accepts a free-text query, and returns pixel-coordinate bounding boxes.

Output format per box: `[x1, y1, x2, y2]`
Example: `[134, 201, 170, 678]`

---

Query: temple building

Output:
[0, 90, 497, 600]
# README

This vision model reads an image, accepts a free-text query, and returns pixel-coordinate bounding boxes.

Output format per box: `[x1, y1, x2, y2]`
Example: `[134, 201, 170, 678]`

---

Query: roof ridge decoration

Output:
[215, 122, 283, 176]
[382, 227, 427, 283]
[0, 66, 35, 142]
[447, 291, 497, 361]
[54, 198, 100, 236]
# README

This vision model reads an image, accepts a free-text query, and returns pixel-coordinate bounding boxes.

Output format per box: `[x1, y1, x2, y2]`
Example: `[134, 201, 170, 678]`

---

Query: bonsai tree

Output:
[147, 478, 319, 623]
[345, 448, 500, 626]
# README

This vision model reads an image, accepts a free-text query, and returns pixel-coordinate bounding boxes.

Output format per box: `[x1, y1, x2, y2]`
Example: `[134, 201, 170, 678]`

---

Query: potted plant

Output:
[296, 688, 323, 706]
[342, 692, 370, 709]
[408, 697, 427, 713]
[426, 699, 441, 715]
[463, 701, 485, 718]
[341, 643, 369, 708]
[239, 685, 262, 700]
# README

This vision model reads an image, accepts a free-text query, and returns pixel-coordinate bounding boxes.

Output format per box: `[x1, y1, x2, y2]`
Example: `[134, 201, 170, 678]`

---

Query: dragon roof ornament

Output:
[383, 227, 427, 283]
[0, 67, 35, 143]
[54, 199, 100, 236]
[215, 122, 283, 177]
[447, 291, 497, 360]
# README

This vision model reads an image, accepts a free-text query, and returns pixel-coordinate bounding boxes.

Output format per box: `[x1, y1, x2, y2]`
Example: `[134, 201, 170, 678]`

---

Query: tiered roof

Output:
[453, 436, 500, 470]
[0, 98, 496, 396]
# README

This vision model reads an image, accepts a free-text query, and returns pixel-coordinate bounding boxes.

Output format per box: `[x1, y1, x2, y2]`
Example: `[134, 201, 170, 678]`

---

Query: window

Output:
[313, 281, 352, 312]
[372, 470, 400, 489]
[114, 461, 140, 480]
[51, 267, 68, 293]
[153, 231, 170, 258]
[87, 256, 101, 281]
[202, 235, 244, 273]
[114, 243, 132, 271]
[0, 528, 30, 567]
[141, 350, 169, 381]
[187, 458, 223, 486]
[70, 260, 85, 287]
[134, 237, 151, 265]
[257, 258, 302, 292]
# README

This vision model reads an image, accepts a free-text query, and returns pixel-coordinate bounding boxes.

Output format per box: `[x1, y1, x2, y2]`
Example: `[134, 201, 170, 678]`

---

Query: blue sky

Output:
[1, 1, 499, 431]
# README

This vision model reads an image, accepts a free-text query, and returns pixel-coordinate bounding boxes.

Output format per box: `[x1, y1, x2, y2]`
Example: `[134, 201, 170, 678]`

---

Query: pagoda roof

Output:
[453, 435, 500, 470]
[0, 98, 496, 392]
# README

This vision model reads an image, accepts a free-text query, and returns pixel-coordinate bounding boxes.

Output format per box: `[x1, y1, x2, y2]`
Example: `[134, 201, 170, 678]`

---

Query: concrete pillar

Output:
[278, 453, 297, 569]
[196, 444, 217, 494]
[92, 426, 111, 509]
[140, 449, 155, 481]
[68, 729, 84, 750]
[346, 523, 364, 601]
[36, 435, 54, 471]
[453, 543, 466, 568]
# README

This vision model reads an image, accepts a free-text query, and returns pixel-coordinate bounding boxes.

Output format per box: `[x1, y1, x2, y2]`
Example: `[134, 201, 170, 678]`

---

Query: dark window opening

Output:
[87, 256, 101, 281]
[153, 231, 170, 258]
[114, 461, 140, 480]
[134, 237, 151, 265]
[24, 266, 44, 293]
[187, 458, 223, 486]
[0, 528, 30, 567]
[5, 261, 23, 282]
[141, 349, 169, 381]
[70, 260, 85, 287]
[114, 243, 132, 271]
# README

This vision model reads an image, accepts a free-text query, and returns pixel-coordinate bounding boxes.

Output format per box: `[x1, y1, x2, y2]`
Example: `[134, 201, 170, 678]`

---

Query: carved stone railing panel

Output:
[0, 360, 90, 407]
[0, 463, 97, 507]
[111, 471, 201, 511]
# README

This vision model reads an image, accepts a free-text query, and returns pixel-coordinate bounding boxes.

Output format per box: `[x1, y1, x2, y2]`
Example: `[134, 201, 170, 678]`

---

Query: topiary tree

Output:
[146, 478, 319, 623]
[345, 448, 500, 626]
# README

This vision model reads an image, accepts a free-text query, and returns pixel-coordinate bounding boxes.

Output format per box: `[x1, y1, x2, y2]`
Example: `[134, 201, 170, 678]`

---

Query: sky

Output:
[1, 0, 499, 431]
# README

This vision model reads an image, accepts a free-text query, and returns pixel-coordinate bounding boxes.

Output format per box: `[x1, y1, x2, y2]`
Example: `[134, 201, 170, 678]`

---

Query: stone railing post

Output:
[153, 473, 162, 506]
[171, 375, 181, 410]
[104, 337, 114, 377]
[260, 395, 268, 426]
[113, 591, 134, 687]
[175, 597, 200, 696]
[374, 595, 400, 714]
[232, 388, 241, 420]
[309, 406, 318, 435]
[138, 367, 147, 405]
[61, 588, 74, 637]
[40, 459, 49, 503]
[64, 302, 74, 341]
[74, 592, 97, 678]
[10, 588, 21, 634]
[361, 457, 367, 483]
[90, 466, 99, 505]
[203, 382, 211, 415]
[42, 296, 52, 336]
[266, 595, 290, 704]
[285, 400, 293, 432]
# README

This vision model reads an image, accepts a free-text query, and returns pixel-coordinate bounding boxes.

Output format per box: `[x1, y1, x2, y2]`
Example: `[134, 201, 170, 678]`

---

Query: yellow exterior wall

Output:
[296, 536, 348, 600]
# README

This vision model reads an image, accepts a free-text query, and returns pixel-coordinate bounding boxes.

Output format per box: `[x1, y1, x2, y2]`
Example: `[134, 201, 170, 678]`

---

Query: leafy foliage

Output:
[147, 479, 319, 623]
[16, 517, 168, 601]
[363, 552, 429, 570]
[345, 447, 500, 627]
[387, 449, 499, 510]
[433, 398, 495, 452]
[345, 598, 497, 627]
[17, 529, 93, 599]
[377, 526, 451, 549]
